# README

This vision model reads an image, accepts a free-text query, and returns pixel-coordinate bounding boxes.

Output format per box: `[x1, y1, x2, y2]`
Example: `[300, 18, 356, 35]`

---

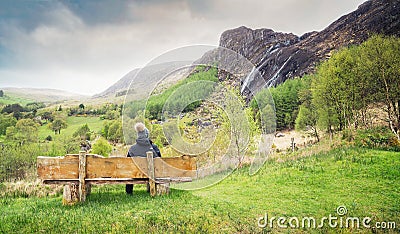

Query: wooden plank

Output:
[37, 155, 79, 180]
[153, 156, 196, 178]
[147, 151, 156, 197]
[78, 151, 87, 202]
[42, 177, 192, 185]
[37, 154, 197, 180]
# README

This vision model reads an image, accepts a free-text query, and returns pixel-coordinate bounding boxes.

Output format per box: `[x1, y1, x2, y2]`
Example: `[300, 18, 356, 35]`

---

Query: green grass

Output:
[1, 147, 399, 233]
[38, 116, 104, 140]
[0, 94, 34, 106]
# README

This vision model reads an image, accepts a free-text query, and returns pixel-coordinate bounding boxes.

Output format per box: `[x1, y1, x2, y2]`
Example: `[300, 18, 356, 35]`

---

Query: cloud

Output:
[0, 0, 366, 95]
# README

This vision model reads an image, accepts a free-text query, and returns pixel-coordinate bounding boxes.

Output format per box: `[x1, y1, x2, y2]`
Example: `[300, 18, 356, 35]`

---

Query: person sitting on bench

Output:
[126, 122, 161, 194]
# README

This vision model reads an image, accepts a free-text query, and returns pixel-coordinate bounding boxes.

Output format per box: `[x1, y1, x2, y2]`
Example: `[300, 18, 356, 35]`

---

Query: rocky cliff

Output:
[218, 0, 400, 96]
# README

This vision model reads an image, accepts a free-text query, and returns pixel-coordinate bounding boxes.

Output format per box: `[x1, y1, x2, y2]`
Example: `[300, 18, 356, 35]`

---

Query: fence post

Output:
[78, 151, 87, 202]
[147, 151, 156, 197]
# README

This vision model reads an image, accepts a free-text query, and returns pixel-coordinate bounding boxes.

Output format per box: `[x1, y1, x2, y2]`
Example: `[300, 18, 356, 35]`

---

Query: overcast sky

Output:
[0, 0, 366, 95]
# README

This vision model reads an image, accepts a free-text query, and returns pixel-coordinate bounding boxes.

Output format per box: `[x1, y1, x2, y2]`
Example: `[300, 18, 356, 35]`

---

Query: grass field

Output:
[38, 116, 104, 141]
[0, 94, 34, 106]
[0, 147, 399, 233]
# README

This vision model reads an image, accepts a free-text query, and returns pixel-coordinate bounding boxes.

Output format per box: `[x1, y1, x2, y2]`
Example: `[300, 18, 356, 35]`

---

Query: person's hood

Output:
[137, 128, 149, 139]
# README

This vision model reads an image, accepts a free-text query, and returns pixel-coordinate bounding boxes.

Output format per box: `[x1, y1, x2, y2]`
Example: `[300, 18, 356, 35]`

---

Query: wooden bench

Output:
[37, 151, 196, 205]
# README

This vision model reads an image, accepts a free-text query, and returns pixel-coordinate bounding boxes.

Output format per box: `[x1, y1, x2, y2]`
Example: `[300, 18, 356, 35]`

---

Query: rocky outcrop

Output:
[218, 0, 400, 96]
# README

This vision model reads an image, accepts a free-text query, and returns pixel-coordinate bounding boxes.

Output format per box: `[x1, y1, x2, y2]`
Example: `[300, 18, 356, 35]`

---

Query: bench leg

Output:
[62, 184, 79, 206]
[86, 183, 92, 196]
[156, 183, 170, 195]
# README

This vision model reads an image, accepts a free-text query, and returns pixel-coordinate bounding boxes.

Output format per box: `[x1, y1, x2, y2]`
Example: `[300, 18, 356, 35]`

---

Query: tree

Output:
[49, 118, 67, 134]
[92, 137, 112, 156]
[73, 124, 91, 140]
[41, 111, 54, 122]
[269, 79, 306, 130]
[25, 102, 46, 112]
[223, 88, 250, 167]
[360, 35, 400, 140]
[312, 35, 400, 140]
[295, 105, 319, 142]
[0, 114, 17, 135]
[104, 110, 120, 120]
[0, 90, 3, 97]
[79, 103, 85, 110]
[295, 75, 319, 142]
[6, 118, 39, 145]
[107, 120, 123, 143]
[1, 103, 24, 119]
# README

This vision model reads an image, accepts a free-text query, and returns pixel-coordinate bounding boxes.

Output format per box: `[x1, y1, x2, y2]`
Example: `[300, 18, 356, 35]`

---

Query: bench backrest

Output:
[37, 154, 196, 180]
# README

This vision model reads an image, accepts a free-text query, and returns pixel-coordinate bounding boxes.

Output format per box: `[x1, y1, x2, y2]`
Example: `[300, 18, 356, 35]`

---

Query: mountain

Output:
[216, 0, 400, 97]
[93, 63, 193, 101]
[1, 87, 88, 103]
[93, 69, 140, 98]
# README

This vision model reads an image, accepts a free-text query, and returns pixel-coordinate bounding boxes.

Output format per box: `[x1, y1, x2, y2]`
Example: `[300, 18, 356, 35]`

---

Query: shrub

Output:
[352, 127, 400, 151]
[92, 137, 112, 157]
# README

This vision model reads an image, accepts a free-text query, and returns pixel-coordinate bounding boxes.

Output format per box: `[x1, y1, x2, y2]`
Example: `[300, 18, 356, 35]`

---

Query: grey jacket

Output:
[127, 136, 158, 158]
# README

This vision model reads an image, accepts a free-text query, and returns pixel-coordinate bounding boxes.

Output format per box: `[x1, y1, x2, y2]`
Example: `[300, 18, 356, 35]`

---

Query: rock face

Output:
[218, 0, 400, 96]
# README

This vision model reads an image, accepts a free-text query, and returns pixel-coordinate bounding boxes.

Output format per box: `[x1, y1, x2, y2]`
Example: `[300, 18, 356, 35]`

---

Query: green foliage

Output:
[38, 116, 103, 141]
[102, 120, 124, 143]
[92, 137, 112, 156]
[0, 93, 33, 106]
[250, 88, 276, 134]
[25, 102, 46, 112]
[104, 110, 120, 120]
[107, 120, 123, 143]
[72, 124, 91, 140]
[0, 90, 3, 97]
[223, 88, 250, 165]
[269, 78, 307, 130]
[0, 143, 43, 181]
[312, 35, 400, 139]
[0, 114, 17, 136]
[49, 118, 68, 135]
[349, 127, 400, 151]
[6, 119, 39, 145]
[148, 123, 167, 146]
[1, 103, 24, 119]
[295, 75, 319, 141]
[125, 67, 218, 120]
[45, 135, 52, 141]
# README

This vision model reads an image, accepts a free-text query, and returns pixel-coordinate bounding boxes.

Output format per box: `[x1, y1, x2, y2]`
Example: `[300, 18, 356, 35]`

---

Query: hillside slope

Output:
[0, 87, 88, 103]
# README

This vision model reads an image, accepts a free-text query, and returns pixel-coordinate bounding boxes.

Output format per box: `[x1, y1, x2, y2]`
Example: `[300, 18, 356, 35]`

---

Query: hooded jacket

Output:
[127, 128, 160, 158]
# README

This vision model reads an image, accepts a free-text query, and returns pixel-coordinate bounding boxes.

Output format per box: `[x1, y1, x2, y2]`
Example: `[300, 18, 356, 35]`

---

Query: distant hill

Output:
[93, 63, 193, 101]
[0, 87, 89, 104]
[93, 68, 140, 98]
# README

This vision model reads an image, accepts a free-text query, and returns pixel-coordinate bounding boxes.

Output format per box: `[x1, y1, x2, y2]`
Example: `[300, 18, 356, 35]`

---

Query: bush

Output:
[45, 135, 52, 141]
[92, 137, 112, 157]
[351, 127, 400, 151]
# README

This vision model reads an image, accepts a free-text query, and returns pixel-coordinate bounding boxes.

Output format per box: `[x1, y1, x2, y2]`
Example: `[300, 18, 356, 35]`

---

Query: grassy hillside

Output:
[1, 147, 399, 233]
[38, 116, 104, 141]
[0, 94, 35, 106]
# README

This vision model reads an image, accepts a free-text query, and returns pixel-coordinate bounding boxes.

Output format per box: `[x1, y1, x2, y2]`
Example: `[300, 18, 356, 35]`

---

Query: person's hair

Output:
[134, 122, 146, 132]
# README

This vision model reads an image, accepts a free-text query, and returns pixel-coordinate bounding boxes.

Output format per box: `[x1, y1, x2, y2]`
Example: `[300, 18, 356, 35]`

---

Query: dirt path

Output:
[273, 130, 314, 151]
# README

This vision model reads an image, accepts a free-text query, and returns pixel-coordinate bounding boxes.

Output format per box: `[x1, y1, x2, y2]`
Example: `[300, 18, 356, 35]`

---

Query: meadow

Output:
[38, 116, 104, 141]
[0, 94, 34, 106]
[1, 146, 399, 233]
